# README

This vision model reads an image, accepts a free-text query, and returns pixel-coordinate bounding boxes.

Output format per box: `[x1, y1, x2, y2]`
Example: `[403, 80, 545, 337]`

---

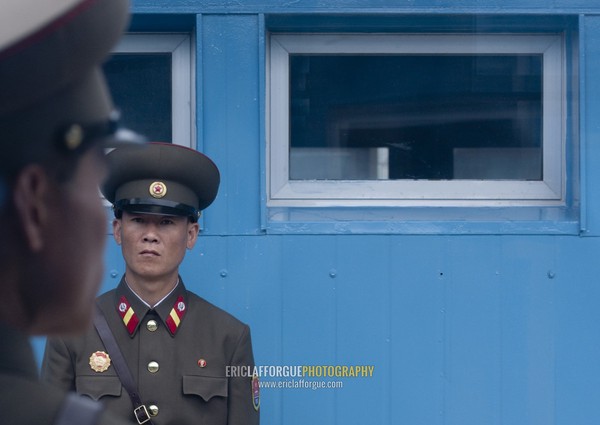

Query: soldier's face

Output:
[113, 211, 199, 286]
[28, 147, 108, 334]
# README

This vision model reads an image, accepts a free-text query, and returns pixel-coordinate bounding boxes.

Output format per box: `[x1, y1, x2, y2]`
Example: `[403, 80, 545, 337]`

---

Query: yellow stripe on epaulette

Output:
[169, 309, 181, 327]
[123, 307, 134, 325]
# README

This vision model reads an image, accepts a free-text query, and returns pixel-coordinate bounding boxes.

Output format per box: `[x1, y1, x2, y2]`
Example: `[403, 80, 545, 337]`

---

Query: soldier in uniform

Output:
[0, 0, 145, 424]
[42, 142, 260, 425]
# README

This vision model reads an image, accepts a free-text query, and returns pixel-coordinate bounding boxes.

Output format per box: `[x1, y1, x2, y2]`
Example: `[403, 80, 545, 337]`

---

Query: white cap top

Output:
[0, 0, 82, 50]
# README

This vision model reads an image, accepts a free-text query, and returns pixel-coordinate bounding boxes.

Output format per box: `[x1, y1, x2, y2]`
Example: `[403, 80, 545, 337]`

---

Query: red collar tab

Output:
[116, 295, 139, 335]
[165, 295, 186, 335]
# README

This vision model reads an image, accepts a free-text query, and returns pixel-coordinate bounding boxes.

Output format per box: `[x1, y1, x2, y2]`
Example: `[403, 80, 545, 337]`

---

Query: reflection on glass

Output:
[103, 54, 172, 143]
[289, 54, 542, 181]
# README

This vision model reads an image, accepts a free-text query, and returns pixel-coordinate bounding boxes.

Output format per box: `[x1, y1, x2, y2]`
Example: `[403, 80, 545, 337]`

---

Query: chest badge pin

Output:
[89, 351, 111, 372]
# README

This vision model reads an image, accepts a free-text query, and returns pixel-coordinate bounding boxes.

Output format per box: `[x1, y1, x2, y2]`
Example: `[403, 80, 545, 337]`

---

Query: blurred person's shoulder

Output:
[0, 374, 132, 425]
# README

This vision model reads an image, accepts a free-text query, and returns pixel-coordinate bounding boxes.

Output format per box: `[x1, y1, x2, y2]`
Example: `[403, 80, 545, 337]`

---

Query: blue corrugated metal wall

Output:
[101, 234, 600, 424]
[36, 2, 600, 424]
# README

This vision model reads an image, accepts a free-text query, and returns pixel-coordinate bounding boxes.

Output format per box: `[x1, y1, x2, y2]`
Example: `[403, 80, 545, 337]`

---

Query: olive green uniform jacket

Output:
[0, 323, 130, 425]
[42, 278, 260, 425]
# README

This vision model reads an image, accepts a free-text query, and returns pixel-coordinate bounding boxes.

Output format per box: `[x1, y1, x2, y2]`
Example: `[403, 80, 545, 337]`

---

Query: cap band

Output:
[54, 110, 145, 155]
[55, 110, 117, 154]
[115, 198, 200, 220]
[115, 179, 199, 210]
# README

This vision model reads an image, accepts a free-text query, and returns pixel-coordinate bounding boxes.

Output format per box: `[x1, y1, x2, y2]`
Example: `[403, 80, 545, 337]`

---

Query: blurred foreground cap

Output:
[102, 142, 220, 222]
[0, 0, 144, 175]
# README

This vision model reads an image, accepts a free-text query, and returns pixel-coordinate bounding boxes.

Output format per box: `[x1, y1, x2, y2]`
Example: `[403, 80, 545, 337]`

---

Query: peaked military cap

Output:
[0, 0, 144, 175]
[102, 142, 220, 221]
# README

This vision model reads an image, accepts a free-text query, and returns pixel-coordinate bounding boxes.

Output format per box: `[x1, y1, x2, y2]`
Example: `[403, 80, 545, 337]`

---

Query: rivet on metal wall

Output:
[220, 269, 228, 278]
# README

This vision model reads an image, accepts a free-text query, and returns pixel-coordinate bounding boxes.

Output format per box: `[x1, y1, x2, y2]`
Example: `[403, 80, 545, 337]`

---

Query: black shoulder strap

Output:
[93, 306, 154, 425]
[54, 393, 102, 425]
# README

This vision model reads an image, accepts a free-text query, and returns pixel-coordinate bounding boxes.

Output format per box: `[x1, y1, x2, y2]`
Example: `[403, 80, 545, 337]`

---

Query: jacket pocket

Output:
[76, 376, 122, 401]
[183, 375, 228, 402]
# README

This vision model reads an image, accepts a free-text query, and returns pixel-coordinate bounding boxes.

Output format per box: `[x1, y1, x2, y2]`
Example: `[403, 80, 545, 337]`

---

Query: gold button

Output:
[148, 361, 159, 373]
[147, 320, 158, 332]
[148, 405, 159, 416]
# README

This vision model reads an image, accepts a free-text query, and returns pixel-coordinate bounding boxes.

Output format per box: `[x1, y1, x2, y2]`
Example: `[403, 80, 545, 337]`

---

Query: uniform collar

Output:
[115, 278, 188, 337]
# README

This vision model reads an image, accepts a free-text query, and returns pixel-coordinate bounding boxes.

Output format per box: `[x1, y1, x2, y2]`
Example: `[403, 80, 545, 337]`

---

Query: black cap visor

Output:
[115, 198, 200, 220]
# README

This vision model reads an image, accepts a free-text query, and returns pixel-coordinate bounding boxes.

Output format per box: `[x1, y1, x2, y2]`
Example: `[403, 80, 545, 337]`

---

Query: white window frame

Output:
[112, 33, 194, 148]
[267, 33, 566, 207]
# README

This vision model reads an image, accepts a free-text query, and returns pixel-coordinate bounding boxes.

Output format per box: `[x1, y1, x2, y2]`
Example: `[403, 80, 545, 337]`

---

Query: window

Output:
[103, 33, 193, 147]
[268, 33, 565, 207]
